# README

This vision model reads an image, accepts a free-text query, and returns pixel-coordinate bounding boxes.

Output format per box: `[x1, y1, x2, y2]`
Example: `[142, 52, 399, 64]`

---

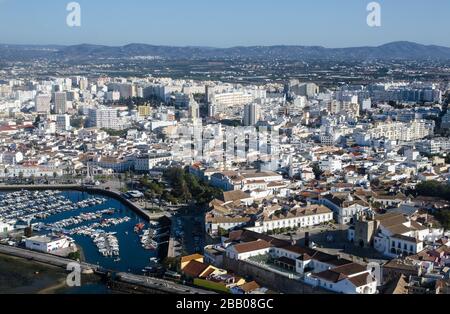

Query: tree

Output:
[101, 128, 130, 137]
[68, 251, 81, 261]
[218, 227, 228, 237]
[434, 208, 450, 232]
[312, 163, 323, 180]
[71, 117, 84, 129]
[162, 167, 222, 205]
[416, 181, 450, 202]
[162, 257, 180, 272]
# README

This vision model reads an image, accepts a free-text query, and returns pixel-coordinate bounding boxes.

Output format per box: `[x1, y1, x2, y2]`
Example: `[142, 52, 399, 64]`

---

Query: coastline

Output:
[37, 279, 67, 294]
[0, 253, 68, 294]
[0, 252, 108, 294]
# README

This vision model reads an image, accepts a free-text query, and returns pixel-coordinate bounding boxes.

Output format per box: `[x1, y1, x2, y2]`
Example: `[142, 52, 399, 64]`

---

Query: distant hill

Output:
[1, 41, 450, 61]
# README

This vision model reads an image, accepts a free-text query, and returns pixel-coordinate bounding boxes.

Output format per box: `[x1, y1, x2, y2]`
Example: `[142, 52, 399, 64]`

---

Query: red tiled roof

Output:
[233, 240, 272, 254]
[182, 260, 209, 278]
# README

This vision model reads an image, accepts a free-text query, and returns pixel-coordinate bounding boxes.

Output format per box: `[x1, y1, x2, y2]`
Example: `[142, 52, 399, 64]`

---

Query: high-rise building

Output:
[79, 77, 88, 90]
[288, 82, 319, 98]
[243, 103, 261, 126]
[56, 115, 71, 132]
[107, 83, 135, 99]
[205, 85, 213, 104]
[138, 105, 152, 117]
[53, 92, 67, 114]
[361, 98, 372, 111]
[106, 91, 121, 102]
[441, 110, 450, 130]
[66, 91, 79, 102]
[35, 94, 51, 113]
[88, 107, 122, 130]
[188, 95, 200, 121]
[208, 103, 216, 118]
[174, 93, 190, 108]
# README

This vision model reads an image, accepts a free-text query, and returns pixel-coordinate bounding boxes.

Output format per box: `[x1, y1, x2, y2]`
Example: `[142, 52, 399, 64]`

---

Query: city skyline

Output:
[0, 0, 450, 48]
[1, 0, 450, 300]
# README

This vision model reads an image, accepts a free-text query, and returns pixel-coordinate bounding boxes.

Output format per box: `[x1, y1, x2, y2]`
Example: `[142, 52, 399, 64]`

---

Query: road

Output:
[117, 272, 215, 294]
[0, 243, 99, 272]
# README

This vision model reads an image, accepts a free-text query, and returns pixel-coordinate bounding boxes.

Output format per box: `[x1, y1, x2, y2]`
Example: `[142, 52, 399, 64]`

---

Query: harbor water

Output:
[0, 190, 169, 274]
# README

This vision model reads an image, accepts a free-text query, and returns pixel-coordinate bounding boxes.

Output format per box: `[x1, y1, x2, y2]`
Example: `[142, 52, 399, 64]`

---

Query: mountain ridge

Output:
[1, 41, 450, 61]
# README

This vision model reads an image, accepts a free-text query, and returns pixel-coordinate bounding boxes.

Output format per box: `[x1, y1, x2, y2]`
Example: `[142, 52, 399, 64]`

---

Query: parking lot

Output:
[171, 207, 206, 256]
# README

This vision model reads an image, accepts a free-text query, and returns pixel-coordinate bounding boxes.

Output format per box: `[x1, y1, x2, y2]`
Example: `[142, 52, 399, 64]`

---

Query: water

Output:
[1, 190, 160, 274]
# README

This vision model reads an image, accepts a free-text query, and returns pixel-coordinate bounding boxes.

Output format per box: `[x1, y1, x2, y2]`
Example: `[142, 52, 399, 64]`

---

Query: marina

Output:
[139, 227, 170, 251]
[0, 189, 169, 273]
[0, 190, 107, 222]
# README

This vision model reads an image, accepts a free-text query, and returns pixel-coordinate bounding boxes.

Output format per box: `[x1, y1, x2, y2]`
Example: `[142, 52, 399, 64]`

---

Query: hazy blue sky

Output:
[0, 0, 449, 47]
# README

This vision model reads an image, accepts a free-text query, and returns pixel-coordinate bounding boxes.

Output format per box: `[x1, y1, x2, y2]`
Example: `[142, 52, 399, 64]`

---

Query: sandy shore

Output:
[37, 279, 67, 294]
[0, 253, 68, 294]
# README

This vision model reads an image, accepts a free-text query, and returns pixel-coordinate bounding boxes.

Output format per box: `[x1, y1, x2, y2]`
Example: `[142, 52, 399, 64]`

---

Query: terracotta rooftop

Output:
[232, 240, 272, 254]
[348, 273, 373, 288]
[182, 260, 209, 278]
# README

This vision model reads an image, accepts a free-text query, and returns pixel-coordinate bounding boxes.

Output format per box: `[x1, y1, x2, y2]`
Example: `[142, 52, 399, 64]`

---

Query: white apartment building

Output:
[35, 94, 51, 113]
[319, 157, 342, 172]
[416, 138, 450, 155]
[133, 153, 173, 172]
[248, 205, 333, 233]
[367, 120, 434, 142]
[1, 165, 64, 178]
[107, 83, 135, 99]
[88, 107, 124, 130]
[89, 157, 133, 173]
[205, 215, 252, 236]
[210, 91, 254, 107]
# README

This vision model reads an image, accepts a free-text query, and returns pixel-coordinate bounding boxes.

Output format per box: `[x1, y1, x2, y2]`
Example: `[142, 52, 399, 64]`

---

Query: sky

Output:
[0, 0, 449, 48]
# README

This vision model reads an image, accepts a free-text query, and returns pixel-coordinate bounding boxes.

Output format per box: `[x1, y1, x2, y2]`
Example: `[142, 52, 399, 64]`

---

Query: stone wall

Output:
[223, 256, 333, 294]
